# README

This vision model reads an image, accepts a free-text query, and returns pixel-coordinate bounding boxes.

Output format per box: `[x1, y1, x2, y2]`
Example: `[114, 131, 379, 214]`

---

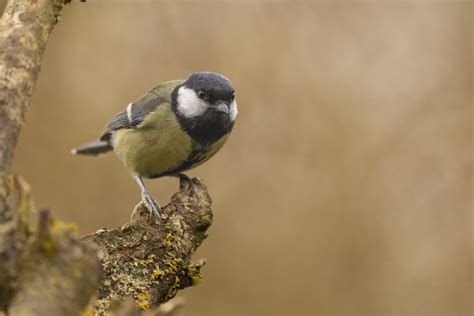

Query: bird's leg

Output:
[133, 175, 161, 216]
[172, 173, 193, 191]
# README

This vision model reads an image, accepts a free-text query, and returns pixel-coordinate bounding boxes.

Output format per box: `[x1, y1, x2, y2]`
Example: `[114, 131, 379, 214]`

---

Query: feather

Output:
[99, 80, 183, 141]
[71, 140, 112, 156]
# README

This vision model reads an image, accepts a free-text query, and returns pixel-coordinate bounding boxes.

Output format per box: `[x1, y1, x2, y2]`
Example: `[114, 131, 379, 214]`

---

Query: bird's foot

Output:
[176, 173, 192, 191]
[142, 191, 161, 217]
[175, 173, 200, 193]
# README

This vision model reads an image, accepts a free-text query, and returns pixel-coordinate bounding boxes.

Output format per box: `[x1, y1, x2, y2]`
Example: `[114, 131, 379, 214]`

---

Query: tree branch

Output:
[8, 209, 102, 316]
[0, 0, 70, 218]
[83, 177, 212, 314]
[0, 0, 71, 308]
[2, 176, 213, 315]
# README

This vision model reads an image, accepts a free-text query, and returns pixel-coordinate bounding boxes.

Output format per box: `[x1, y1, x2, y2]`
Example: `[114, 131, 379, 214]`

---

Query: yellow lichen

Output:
[191, 274, 202, 286]
[165, 232, 174, 248]
[137, 292, 150, 300]
[136, 300, 150, 310]
[164, 257, 184, 275]
[51, 219, 78, 234]
[134, 254, 157, 270]
[151, 266, 163, 280]
[186, 264, 202, 286]
[136, 292, 151, 310]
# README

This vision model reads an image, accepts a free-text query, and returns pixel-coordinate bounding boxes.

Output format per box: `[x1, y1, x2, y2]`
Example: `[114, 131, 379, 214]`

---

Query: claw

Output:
[177, 173, 191, 191]
[133, 175, 161, 218]
[142, 191, 161, 216]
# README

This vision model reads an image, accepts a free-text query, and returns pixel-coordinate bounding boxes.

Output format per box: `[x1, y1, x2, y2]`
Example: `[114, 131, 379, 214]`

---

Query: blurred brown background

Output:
[6, 0, 473, 315]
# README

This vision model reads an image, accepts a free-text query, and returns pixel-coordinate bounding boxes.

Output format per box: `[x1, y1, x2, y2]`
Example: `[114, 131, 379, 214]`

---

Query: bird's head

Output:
[173, 72, 238, 144]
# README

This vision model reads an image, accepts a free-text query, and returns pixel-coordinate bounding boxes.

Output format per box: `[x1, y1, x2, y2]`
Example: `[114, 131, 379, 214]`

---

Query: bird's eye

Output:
[231, 93, 235, 101]
[197, 90, 207, 99]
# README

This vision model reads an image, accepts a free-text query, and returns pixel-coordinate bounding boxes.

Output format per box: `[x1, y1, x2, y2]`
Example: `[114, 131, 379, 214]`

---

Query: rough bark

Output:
[2, 176, 213, 315]
[83, 177, 212, 314]
[8, 208, 102, 316]
[0, 0, 70, 218]
[0, 0, 72, 308]
[0, 176, 103, 315]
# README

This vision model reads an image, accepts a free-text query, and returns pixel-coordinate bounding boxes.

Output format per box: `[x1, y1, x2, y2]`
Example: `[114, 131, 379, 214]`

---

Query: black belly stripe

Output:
[147, 146, 208, 178]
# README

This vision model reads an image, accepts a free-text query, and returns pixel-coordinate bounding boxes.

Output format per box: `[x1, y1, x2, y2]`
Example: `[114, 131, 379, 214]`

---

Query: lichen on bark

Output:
[83, 177, 213, 314]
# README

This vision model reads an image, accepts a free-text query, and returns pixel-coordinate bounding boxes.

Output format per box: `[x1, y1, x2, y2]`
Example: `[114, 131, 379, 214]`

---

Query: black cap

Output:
[184, 72, 234, 103]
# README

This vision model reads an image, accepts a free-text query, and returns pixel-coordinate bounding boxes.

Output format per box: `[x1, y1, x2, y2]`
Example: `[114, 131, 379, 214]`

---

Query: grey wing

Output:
[100, 102, 151, 141]
[99, 80, 179, 142]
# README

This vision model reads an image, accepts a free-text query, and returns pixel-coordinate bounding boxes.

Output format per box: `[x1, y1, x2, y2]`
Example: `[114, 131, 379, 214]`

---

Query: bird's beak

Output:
[215, 101, 229, 114]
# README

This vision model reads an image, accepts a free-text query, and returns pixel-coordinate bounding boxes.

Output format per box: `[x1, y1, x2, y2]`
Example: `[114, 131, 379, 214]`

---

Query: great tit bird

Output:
[72, 72, 237, 216]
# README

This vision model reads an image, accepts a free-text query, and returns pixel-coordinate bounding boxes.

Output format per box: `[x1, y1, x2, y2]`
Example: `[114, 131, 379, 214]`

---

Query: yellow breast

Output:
[112, 104, 193, 177]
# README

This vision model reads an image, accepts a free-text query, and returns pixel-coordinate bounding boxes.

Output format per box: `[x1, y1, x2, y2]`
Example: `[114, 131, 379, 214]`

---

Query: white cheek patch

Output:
[177, 86, 209, 118]
[229, 100, 238, 122]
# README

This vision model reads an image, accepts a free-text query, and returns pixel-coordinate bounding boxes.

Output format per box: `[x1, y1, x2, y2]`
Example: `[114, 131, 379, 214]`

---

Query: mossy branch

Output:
[2, 176, 213, 315]
[8, 209, 102, 316]
[83, 177, 212, 314]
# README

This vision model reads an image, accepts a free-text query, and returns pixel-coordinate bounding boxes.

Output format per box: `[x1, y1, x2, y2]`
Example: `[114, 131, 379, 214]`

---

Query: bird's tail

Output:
[71, 139, 113, 156]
